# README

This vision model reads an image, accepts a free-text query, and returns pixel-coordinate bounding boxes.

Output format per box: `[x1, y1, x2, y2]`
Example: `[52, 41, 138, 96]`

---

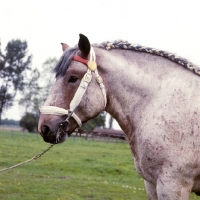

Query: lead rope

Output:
[0, 144, 55, 173]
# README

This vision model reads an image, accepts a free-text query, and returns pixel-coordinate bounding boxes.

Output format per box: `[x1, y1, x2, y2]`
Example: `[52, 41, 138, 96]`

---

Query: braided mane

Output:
[99, 41, 200, 76]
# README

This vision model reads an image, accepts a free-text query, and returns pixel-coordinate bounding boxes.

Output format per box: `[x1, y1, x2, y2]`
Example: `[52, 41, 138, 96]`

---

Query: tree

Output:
[1, 118, 19, 126]
[0, 39, 31, 123]
[39, 57, 57, 102]
[19, 58, 57, 131]
[19, 68, 41, 114]
[19, 112, 37, 132]
[82, 112, 106, 131]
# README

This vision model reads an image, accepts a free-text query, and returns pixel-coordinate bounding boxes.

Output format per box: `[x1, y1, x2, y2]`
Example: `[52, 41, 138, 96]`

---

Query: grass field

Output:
[0, 130, 198, 200]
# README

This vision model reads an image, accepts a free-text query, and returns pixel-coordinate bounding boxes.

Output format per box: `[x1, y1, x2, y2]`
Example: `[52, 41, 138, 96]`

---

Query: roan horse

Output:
[38, 34, 200, 199]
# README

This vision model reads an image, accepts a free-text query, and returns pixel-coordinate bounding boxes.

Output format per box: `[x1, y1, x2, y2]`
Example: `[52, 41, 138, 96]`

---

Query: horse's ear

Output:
[78, 34, 91, 58]
[61, 43, 69, 52]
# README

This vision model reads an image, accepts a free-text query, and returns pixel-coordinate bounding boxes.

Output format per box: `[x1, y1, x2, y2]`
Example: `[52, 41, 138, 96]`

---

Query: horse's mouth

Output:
[55, 127, 70, 144]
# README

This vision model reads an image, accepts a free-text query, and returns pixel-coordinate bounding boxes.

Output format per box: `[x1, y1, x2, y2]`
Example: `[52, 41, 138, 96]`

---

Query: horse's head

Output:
[38, 34, 107, 144]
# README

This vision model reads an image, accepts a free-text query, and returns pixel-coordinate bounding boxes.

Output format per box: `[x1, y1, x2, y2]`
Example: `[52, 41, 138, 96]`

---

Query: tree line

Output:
[1, 118, 19, 126]
[0, 39, 111, 132]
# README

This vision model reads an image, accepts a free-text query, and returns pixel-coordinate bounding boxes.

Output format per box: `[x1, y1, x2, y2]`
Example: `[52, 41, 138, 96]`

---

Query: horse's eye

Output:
[68, 76, 78, 83]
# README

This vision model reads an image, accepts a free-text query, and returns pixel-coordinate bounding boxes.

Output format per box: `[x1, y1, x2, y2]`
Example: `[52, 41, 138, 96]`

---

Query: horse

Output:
[38, 34, 200, 199]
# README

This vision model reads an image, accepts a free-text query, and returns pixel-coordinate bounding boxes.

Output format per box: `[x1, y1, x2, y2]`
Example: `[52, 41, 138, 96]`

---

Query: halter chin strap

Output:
[39, 47, 107, 127]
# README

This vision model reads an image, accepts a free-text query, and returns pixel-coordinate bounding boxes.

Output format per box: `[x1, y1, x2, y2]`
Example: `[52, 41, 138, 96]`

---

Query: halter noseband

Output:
[39, 47, 107, 128]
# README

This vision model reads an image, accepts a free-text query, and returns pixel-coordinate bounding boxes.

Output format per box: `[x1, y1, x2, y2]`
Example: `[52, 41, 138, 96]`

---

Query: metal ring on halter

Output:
[55, 120, 71, 144]
[63, 115, 71, 130]
[58, 110, 74, 133]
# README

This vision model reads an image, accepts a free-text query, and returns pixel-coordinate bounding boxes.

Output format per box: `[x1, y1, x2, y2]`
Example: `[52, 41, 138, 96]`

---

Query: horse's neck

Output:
[98, 49, 154, 134]
[97, 48, 192, 136]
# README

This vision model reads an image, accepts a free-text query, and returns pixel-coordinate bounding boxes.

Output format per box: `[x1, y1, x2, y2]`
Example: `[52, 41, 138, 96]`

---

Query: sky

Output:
[1, 0, 200, 128]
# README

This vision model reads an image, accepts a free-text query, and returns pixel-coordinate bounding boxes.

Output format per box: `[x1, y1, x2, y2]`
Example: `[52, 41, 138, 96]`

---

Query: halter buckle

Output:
[83, 73, 92, 83]
[96, 75, 103, 84]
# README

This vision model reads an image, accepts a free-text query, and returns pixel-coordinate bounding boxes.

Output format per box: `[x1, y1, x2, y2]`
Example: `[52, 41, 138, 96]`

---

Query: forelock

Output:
[54, 47, 78, 78]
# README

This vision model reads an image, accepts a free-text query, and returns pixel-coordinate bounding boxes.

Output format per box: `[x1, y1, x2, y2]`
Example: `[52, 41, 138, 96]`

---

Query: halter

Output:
[39, 47, 107, 128]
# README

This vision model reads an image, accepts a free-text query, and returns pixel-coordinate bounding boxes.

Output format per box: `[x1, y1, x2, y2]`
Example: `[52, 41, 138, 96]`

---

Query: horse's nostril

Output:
[41, 125, 50, 136]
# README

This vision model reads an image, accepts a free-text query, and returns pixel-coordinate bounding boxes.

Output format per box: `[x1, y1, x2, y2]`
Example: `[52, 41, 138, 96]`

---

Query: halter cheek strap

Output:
[39, 47, 107, 127]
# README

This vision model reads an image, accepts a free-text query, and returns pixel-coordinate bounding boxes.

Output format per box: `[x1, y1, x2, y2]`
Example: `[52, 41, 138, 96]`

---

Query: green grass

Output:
[0, 130, 198, 200]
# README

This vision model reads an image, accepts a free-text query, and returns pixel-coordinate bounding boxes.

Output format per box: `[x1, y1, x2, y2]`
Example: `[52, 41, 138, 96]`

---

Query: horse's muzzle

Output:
[40, 121, 70, 144]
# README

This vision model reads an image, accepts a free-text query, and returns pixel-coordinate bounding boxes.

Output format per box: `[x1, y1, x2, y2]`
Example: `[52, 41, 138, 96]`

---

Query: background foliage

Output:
[0, 39, 31, 123]
[19, 112, 38, 132]
[0, 118, 19, 126]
